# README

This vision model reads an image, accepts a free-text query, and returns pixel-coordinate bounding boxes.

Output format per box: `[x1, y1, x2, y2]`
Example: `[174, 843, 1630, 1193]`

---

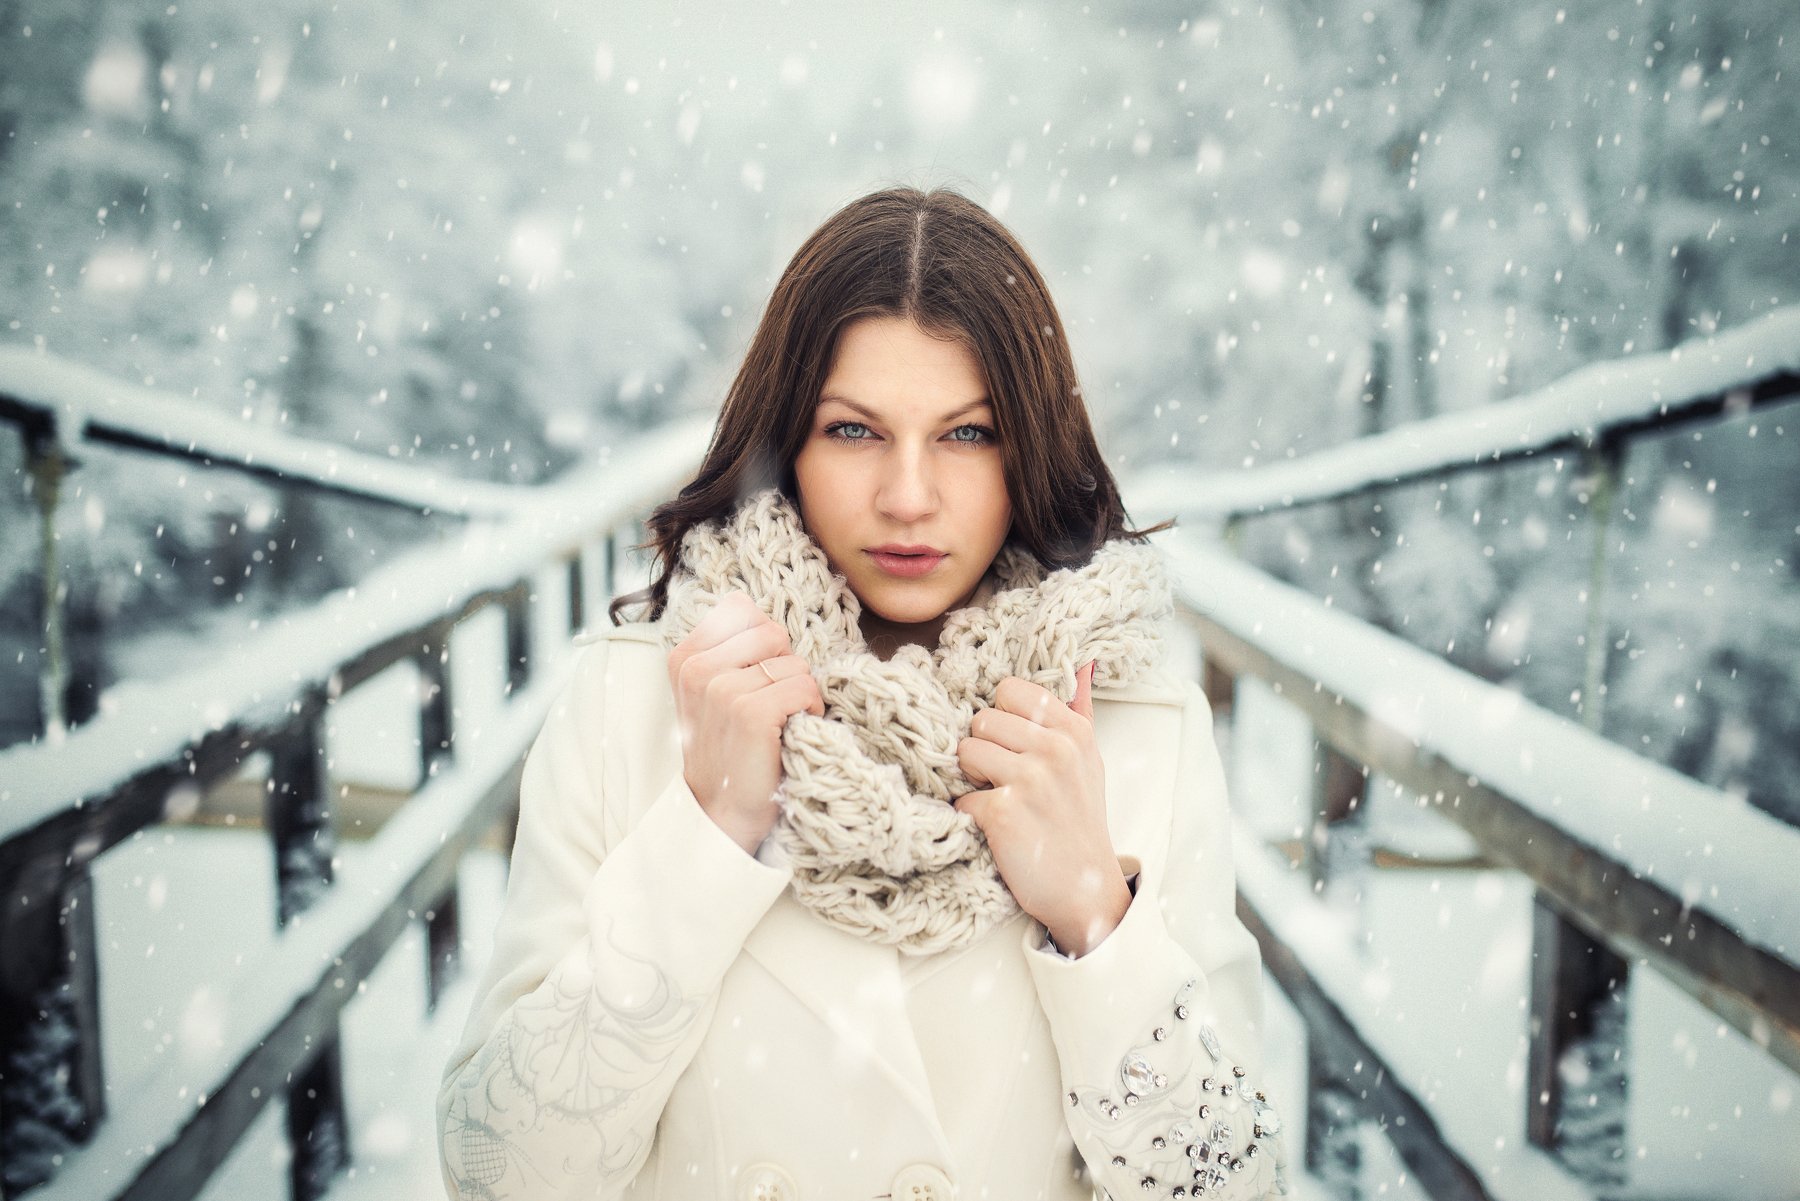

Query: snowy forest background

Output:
[2, 0, 1797, 836]
[2, 3, 1798, 1199]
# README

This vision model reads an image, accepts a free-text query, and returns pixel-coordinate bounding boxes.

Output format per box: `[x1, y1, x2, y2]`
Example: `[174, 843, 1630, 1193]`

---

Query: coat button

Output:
[738, 1161, 799, 1201]
[891, 1162, 957, 1200]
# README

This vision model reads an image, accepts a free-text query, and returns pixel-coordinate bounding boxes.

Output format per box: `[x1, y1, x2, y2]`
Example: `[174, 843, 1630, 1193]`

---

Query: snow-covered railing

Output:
[8, 308, 1794, 1201]
[1128, 305, 1800, 520]
[0, 346, 535, 518]
[1127, 308, 1800, 764]
[1117, 312, 1800, 1200]
[1152, 526, 1799, 1201]
[1229, 824, 1599, 1201]
[0, 419, 707, 1201]
[0, 348, 708, 742]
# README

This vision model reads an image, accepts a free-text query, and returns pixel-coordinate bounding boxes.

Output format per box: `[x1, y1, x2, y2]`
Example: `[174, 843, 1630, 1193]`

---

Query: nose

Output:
[876, 439, 938, 524]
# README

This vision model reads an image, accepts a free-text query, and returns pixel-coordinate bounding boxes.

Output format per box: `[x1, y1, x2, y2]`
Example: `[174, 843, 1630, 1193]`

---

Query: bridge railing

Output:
[1126, 307, 1800, 1200]
[0, 374, 708, 1200]
[3, 306, 1796, 1201]
[0, 344, 669, 741]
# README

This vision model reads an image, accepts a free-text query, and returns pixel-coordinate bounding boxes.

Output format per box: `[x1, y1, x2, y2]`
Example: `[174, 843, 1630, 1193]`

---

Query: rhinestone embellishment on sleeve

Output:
[1064, 979, 1289, 1197]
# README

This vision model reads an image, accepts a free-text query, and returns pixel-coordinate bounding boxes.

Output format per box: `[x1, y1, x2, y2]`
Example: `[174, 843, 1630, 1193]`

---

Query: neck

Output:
[859, 611, 950, 662]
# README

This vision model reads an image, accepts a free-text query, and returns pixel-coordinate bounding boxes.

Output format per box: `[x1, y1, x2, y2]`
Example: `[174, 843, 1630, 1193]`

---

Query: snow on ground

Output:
[90, 828, 512, 1201]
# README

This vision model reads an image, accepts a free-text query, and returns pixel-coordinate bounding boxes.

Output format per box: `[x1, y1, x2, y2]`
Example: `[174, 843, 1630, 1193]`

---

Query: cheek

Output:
[979, 469, 1012, 535]
[802, 450, 856, 507]
[793, 445, 832, 512]
[794, 454, 857, 546]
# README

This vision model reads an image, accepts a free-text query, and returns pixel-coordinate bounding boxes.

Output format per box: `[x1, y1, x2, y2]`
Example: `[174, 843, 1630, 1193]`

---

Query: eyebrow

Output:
[817, 394, 993, 424]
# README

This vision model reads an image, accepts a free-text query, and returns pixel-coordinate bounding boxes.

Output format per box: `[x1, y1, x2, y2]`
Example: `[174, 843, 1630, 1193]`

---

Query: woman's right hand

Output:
[667, 590, 823, 856]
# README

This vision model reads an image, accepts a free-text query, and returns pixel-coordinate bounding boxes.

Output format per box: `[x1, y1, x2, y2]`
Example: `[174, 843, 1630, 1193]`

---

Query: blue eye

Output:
[822, 421, 997, 446]
[823, 421, 873, 443]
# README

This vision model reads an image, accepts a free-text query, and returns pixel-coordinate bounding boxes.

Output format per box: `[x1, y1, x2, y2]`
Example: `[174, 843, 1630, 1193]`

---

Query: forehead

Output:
[820, 316, 988, 414]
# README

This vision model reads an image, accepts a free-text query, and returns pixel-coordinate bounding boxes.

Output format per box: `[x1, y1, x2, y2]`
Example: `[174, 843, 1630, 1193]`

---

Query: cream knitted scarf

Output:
[657, 487, 1174, 955]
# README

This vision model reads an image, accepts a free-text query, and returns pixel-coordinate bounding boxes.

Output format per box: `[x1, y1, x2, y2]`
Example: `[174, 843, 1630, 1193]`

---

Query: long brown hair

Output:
[608, 184, 1173, 626]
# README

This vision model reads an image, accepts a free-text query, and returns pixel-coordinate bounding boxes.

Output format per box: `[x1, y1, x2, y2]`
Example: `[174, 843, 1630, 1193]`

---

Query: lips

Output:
[867, 548, 946, 578]
[869, 544, 944, 556]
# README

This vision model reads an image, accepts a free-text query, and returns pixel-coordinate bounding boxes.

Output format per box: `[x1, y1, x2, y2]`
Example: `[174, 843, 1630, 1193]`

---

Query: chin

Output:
[859, 584, 959, 624]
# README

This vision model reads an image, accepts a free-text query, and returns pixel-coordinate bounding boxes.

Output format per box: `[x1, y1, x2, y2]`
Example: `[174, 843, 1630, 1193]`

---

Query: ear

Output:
[1069, 659, 1095, 721]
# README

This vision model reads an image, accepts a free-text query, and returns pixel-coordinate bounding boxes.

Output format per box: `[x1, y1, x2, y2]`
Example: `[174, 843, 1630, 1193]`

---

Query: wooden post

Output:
[265, 698, 352, 1201]
[1526, 893, 1630, 1192]
[496, 583, 531, 876]
[1201, 658, 1235, 721]
[1578, 440, 1623, 734]
[417, 631, 453, 783]
[1223, 513, 1245, 555]
[566, 550, 585, 636]
[268, 699, 336, 925]
[1305, 1038, 1363, 1201]
[0, 861, 107, 1197]
[582, 536, 608, 629]
[1307, 738, 1368, 894]
[415, 630, 461, 1013]
[425, 890, 461, 1018]
[61, 585, 106, 728]
[25, 429, 70, 739]
[603, 529, 617, 600]
[502, 582, 531, 697]
[286, 1033, 349, 1201]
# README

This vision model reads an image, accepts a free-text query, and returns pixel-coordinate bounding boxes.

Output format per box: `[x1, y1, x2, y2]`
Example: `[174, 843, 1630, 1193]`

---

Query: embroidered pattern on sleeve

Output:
[1068, 978, 1290, 1198]
[441, 922, 706, 1198]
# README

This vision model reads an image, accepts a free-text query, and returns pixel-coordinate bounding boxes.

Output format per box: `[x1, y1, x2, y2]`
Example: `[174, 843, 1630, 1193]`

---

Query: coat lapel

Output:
[741, 890, 946, 1130]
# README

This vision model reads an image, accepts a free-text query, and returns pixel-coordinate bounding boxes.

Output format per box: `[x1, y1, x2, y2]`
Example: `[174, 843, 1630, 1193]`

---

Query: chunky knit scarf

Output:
[657, 487, 1175, 955]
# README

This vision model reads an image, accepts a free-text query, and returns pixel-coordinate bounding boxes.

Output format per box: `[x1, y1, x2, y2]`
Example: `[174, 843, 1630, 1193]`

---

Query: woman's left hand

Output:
[954, 660, 1132, 957]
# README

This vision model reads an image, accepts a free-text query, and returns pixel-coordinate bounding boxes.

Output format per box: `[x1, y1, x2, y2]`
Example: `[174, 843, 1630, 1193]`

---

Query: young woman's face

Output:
[793, 315, 1013, 651]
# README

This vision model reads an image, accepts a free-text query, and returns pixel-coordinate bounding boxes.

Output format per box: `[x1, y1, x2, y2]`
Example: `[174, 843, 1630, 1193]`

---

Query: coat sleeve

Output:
[435, 635, 793, 1199]
[1023, 678, 1292, 1200]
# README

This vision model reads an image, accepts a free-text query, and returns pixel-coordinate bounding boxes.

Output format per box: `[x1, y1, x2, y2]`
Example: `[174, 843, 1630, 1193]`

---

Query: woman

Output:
[436, 186, 1289, 1200]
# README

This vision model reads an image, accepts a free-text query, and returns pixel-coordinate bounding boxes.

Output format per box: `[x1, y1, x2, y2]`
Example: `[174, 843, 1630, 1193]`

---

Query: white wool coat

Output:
[436, 620, 1287, 1201]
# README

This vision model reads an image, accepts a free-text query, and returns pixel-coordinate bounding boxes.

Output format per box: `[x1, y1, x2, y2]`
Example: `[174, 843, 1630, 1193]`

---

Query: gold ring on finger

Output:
[757, 658, 779, 684]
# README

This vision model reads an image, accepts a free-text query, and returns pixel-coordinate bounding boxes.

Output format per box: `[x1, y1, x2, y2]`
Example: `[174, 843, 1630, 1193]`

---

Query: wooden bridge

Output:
[1, 309, 1797, 1201]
